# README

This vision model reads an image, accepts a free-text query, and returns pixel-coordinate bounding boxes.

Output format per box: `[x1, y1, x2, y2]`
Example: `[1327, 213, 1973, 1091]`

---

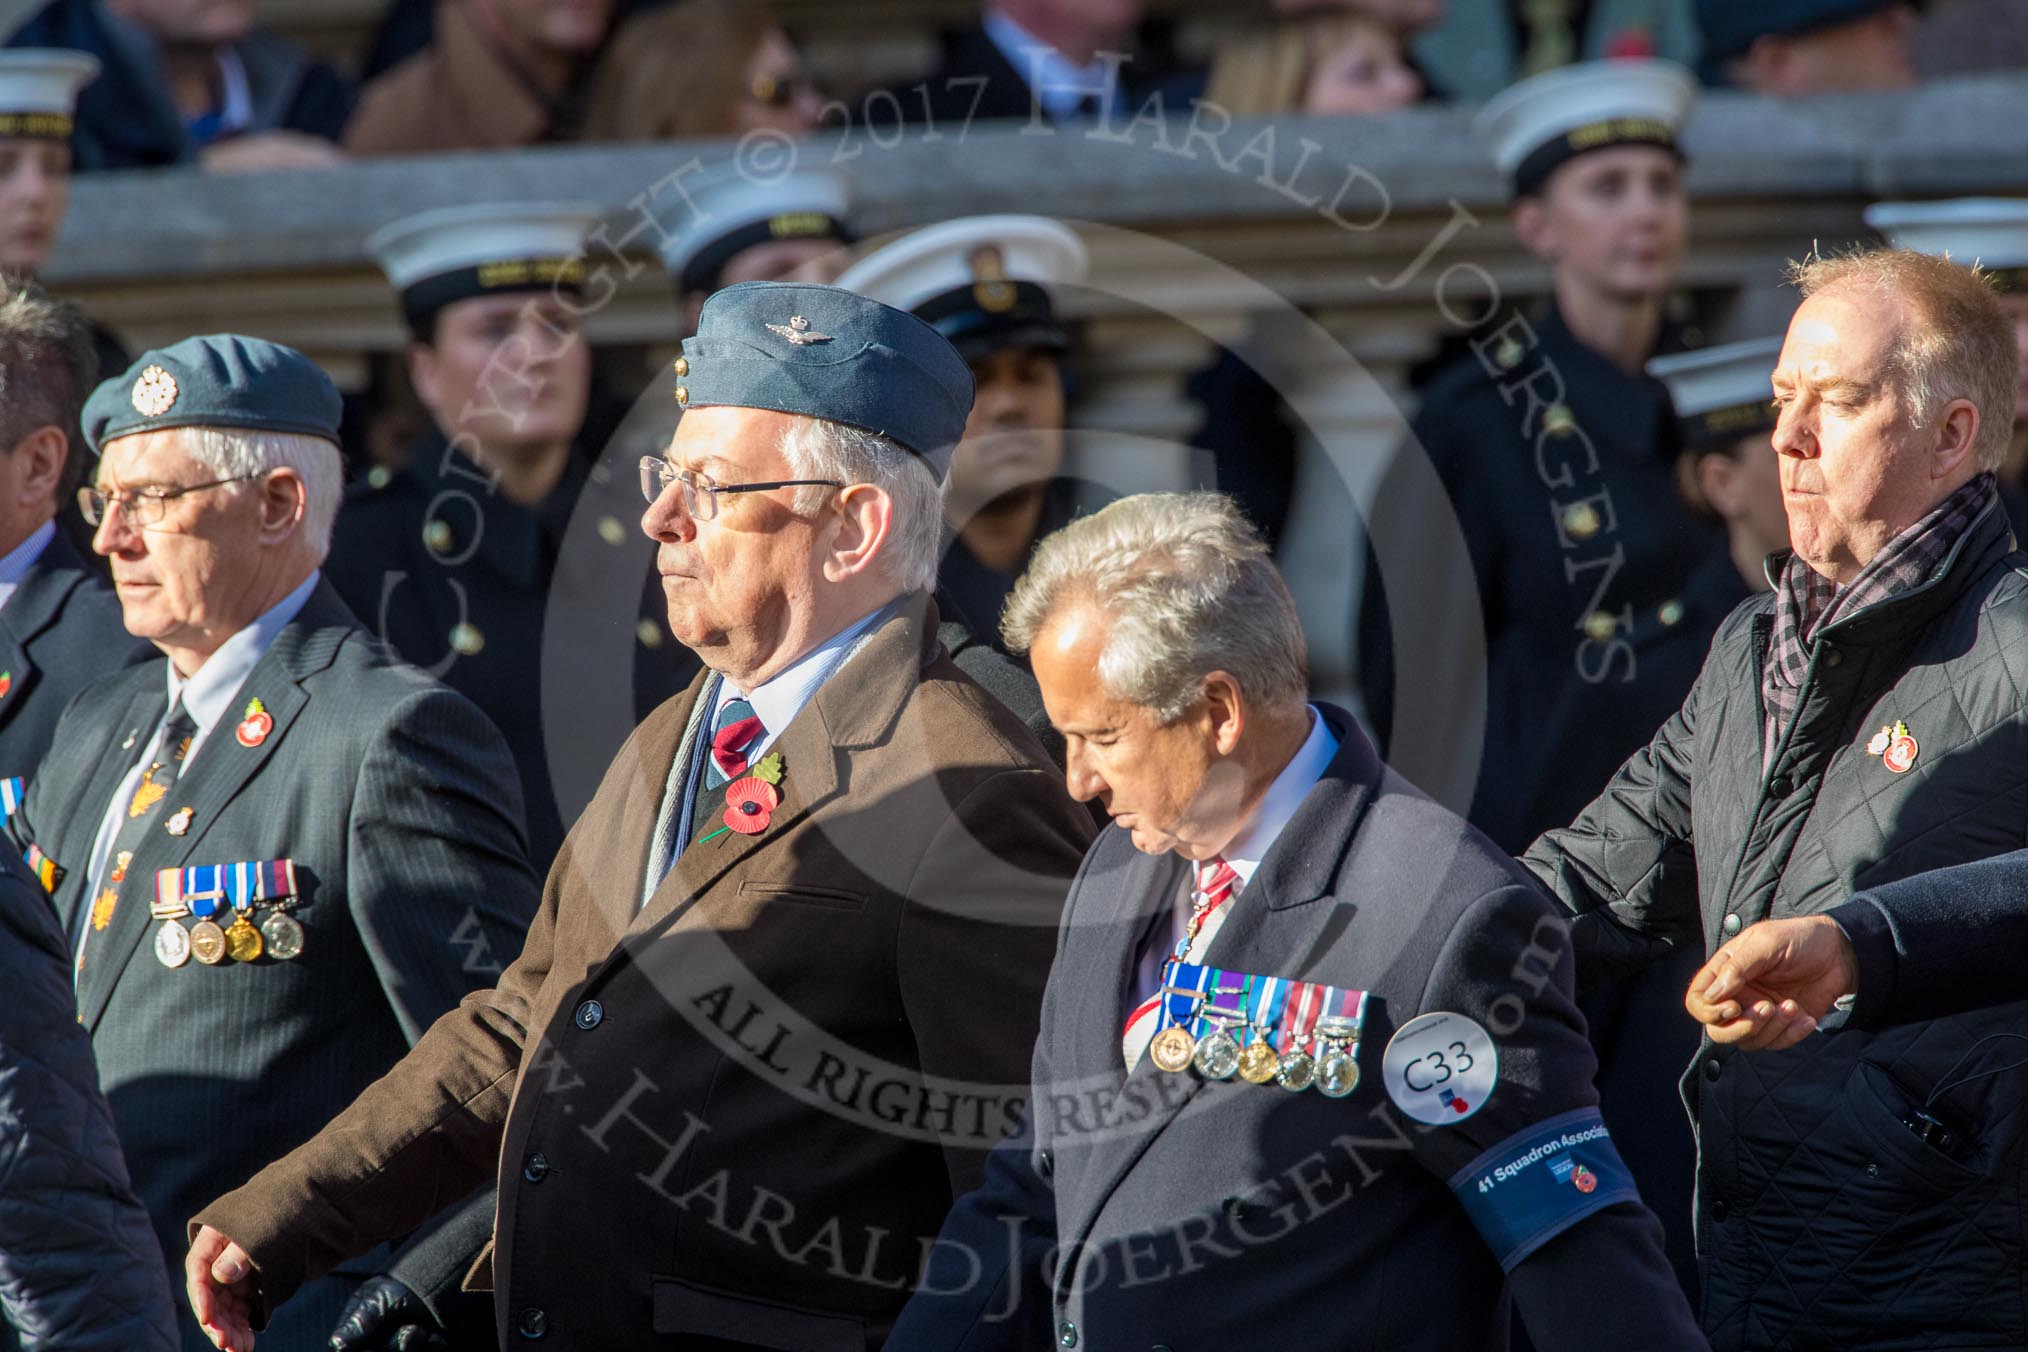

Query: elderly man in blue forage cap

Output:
[189, 284, 1095, 1351]
[0, 334, 539, 1352]
[1697, 0, 1916, 93]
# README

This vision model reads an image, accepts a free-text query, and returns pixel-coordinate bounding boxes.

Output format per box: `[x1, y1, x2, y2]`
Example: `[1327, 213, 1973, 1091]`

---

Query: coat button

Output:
[574, 1000, 603, 1030]
[1704, 1056, 1722, 1082]
[1058, 1321, 1078, 1348]
[522, 1152, 549, 1183]
[517, 1307, 547, 1340]
[1710, 1199, 1729, 1223]
[672, 356, 688, 377]
[1768, 774, 1793, 798]
[1722, 913, 1742, 936]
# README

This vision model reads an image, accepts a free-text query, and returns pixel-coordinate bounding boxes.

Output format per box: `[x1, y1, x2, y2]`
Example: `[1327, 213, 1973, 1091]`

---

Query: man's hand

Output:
[1685, 914, 1858, 1051]
[329, 1275, 449, 1351]
[186, 1224, 261, 1351]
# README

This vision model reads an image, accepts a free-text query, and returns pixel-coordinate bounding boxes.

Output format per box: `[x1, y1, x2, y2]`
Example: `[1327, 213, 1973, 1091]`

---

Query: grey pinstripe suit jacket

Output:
[14, 578, 539, 1351]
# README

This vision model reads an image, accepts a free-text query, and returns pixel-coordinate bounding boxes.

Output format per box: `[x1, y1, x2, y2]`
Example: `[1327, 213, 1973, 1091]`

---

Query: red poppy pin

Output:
[236, 696, 273, 748]
[698, 753, 785, 845]
[0, 670, 13, 701]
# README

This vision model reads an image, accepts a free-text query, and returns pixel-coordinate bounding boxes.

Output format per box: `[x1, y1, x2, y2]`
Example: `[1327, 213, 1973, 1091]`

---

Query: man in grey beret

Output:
[4, 333, 540, 1352]
[189, 284, 1094, 1350]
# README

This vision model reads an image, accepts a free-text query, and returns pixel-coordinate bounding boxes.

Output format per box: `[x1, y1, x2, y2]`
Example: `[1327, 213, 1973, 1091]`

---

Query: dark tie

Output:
[676, 697, 767, 867]
[75, 701, 199, 964]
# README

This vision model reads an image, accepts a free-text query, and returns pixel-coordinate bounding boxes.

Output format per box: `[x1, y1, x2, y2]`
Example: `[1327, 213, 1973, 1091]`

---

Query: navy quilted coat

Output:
[1526, 500, 2028, 1350]
[0, 850, 175, 1351]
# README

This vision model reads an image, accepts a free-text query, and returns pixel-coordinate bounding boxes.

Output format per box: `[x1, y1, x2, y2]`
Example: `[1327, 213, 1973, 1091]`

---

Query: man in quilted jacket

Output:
[0, 844, 176, 1351]
[1522, 246, 2028, 1349]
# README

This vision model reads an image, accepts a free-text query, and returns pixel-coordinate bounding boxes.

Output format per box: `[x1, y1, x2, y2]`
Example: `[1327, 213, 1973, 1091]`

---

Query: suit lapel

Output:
[0, 535, 88, 741]
[47, 680, 165, 939]
[74, 588, 348, 1029]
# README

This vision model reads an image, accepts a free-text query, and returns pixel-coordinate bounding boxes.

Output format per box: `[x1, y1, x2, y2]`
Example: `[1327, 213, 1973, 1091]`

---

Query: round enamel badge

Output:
[1382, 1011, 1499, 1126]
[1883, 733, 1919, 774]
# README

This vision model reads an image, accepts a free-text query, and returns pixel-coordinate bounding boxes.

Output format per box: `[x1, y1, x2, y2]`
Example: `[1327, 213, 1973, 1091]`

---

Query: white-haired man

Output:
[890, 491, 1702, 1350]
[4, 334, 540, 1352]
[187, 284, 1094, 1350]
[1525, 249, 2028, 1348]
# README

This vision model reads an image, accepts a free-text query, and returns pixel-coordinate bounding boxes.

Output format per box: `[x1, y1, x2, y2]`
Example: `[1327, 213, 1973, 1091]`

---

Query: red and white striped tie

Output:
[1122, 855, 1241, 1071]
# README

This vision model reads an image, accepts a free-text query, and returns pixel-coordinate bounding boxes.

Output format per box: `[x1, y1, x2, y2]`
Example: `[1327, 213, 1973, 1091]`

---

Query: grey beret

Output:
[84, 334, 343, 455]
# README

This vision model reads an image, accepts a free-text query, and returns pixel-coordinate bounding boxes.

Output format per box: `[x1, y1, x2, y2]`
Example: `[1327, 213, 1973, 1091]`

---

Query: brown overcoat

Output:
[197, 597, 1094, 1347]
[343, 0, 553, 156]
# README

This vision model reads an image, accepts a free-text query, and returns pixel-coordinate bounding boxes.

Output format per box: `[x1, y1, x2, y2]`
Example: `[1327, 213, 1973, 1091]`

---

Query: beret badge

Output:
[764, 314, 832, 346]
[131, 365, 179, 417]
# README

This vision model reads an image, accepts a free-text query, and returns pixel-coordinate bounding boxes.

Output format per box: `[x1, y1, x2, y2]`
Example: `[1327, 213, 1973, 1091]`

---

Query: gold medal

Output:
[154, 920, 191, 968]
[189, 920, 228, 965]
[224, 915, 263, 963]
[1149, 1025, 1196, 1074]
[259, 911, 304, 961]
[1237, 1039, 1280, 1084]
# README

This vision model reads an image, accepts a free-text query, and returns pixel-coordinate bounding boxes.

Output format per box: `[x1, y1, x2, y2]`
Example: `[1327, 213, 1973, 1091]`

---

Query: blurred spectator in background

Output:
[1915, 0, 2028, 79]
[837, 213, 1092, 649]
[8, 0, 351, 170]
[1696, 0, 1915, 92]
[871, 0, 1148, 127]
[1202, 8, 1423, 115]
[1867, 199, 2028, 538]
[345, 0, 613, 155]
[581, 0, 821, 142]
[1360, 59, 1717, 855]
[334, 204, 695, 868]
[1413, 0, 1697, 100]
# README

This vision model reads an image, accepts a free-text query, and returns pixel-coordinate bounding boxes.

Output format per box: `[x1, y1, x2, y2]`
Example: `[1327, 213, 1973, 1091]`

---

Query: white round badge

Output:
[1381, 1011, 1499, 1125]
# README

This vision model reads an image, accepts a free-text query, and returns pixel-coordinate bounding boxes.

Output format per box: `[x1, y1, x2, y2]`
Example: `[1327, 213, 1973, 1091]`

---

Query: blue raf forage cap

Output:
[674, 281, 974, 477]
[84, 333, 343, 456]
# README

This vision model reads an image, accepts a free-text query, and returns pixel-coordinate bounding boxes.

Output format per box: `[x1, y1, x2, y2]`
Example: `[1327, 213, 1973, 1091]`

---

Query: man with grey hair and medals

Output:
[187, 283, 1093, 1350]
[890, 492, 1703, 1350]
[4, 334, 539, 1351]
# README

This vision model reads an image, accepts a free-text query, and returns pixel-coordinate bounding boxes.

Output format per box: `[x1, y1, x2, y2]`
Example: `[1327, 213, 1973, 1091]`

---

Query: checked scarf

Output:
[1762, 471, 1996, 763]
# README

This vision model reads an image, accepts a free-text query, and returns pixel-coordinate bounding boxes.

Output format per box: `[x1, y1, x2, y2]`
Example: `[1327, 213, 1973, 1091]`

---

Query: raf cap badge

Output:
[765, 315, 831, 346]
[131, 365, 179, 416]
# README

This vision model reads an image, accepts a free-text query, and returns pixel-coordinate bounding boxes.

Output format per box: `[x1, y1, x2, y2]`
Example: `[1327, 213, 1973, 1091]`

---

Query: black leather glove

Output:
[329, 1275, 450, 1351]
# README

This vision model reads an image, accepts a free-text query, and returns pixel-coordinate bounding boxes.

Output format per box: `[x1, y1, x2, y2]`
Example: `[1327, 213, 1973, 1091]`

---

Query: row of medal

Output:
[1148, 961, 1370, 1097]
[151, 859, 306, 968]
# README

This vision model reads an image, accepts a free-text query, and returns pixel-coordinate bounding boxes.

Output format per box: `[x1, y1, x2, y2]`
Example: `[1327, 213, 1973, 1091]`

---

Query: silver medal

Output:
[1276, 1048, 1315, 1092]
[1194, 1024, 1241, 1080]
[154, 919, 191, 968]
[259, 910, 305, 961]
[1316, 1044, 1361, 1099]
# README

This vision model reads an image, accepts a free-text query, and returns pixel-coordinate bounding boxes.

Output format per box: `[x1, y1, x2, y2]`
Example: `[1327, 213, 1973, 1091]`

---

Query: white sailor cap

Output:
[365, 202, 600, 336]
[1648, 336, 1782, 450]
[654, 166, 854, 296]
[0, 50, 98, 138]
[1475, 59, 1696, 198]
[833, 214, 1087, 363]
[1865, 198, 2028, 292]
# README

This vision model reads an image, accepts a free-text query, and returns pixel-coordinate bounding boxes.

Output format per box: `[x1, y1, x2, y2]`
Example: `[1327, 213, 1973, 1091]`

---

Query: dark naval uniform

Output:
[326, 420, 697, 867]
[1361, 301, 1718, 854]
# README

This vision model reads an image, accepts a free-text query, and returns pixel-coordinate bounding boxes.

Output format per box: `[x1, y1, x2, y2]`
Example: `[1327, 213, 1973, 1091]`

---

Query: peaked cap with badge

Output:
[654, 166, 855, 297]
[834, 213, 1087, 363]
[1475, 58, 1696, 199]
[366, 201, 599, 338]
[84, 334, 343, 455]
[0, 49, 98, 140]
[1649, 336, 1783, 452]
[676, 279, 975, 476]
[1866, 197, 2028, 294]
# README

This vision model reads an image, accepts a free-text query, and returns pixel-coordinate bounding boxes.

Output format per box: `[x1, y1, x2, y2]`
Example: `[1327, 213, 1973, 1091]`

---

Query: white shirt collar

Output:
[711, 604, 889, 755]
[167, 571, 319, 753]
[1219, 706, 1339, 887]
[0, 521, 55, 611]
[981, 7, 1117, 119]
